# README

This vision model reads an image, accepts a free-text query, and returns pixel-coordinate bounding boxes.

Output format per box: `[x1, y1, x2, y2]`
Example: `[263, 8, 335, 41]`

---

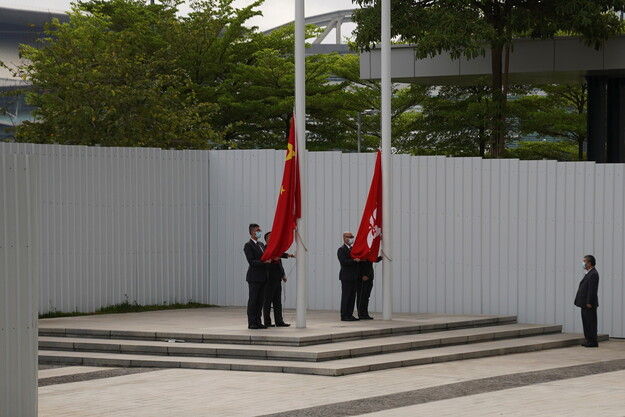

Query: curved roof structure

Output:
[265, 9, 356, 55]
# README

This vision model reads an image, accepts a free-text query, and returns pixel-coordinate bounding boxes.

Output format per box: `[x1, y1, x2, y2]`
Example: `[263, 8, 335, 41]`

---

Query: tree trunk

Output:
[490, 44, 506, 158]
[479, 124, 486, 157]
[579, 139, 584, 161]
[285, 115, 291, 141]
[578, 95, 585, 160]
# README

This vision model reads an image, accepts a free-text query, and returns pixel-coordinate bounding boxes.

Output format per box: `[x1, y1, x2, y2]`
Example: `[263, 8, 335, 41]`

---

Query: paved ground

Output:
[38, 308, 625, 416]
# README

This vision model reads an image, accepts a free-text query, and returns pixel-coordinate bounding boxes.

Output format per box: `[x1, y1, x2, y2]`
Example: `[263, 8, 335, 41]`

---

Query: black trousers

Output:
[581, 307, 598, 344]
[340, 280, 357, 319]
[263, 278, 284, 325]
[247, 281, 266, 326]
[356, 278, 373, 318]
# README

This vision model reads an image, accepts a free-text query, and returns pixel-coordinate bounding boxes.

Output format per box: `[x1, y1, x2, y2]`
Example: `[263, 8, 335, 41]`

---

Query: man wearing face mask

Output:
[574, 255, 600, 347]
[244, 223, 270, 329]
[337, 231, 361, 321]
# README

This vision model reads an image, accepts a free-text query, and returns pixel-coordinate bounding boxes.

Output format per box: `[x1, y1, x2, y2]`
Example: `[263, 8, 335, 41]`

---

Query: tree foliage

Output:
[513, 84, 587, 160]
[329, 53, 429, 152]
[387, 81, 586, 161]
[408, 84, 492, 157]
[18, 0, 221, 148]
[353, 0, 625, 157]
[506, 140, 579, 161]
[15, 0, 371, 150]
[215, 24, 352, 149]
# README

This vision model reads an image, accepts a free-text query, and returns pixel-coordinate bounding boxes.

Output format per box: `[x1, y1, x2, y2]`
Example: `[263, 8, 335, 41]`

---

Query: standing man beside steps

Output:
[575, 254, 600, 348]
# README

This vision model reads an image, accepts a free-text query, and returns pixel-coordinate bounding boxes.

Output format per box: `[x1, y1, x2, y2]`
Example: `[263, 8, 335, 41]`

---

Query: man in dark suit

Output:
[574, 254, 600, 347]
[357, 256, 382, 320]
[244, 223, 270, 329]
[337, 231, 361, 321]
[263, 231, 294, 327]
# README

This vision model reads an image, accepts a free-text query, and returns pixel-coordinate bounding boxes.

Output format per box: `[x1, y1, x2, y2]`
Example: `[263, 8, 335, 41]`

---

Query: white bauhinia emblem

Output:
[366, 208, 382, 249]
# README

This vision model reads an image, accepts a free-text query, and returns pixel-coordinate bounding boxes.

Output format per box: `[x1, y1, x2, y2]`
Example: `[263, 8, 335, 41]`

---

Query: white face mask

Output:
[347, 238, 354, 245]
[582, 261, 586, 270]
[255, 231, 262, 239]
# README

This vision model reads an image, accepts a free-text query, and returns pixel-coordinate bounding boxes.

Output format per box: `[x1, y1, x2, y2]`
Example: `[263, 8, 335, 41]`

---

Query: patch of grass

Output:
[39, 311, 93, 319]
[39, 302, 217, 319]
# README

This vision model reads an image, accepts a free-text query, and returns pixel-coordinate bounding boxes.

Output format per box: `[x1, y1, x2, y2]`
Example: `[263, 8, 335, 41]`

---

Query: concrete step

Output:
[39, 323, 563, 362]
[38, 314, 518, 346]
[38, 366, 110, 379]
[39, 332, 605, 377]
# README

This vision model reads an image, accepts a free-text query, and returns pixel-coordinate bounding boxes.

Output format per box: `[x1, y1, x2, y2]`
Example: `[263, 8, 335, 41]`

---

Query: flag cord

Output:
[282, 261, 297, 324]
[295, 228, 308, 252]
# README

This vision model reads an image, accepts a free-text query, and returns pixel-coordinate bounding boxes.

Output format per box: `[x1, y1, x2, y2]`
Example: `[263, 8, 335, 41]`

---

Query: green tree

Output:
[407, 82, 534, 157]
[513, 83, 587, 160]
[506, 140, 578, 161]
[409, 84, 491, 157]
[17, 0, 221, 148]
[328, 53, 429, 153]
[353, 0, 625, 157]
[218, 24, 354, 149]
[171, 0, 262, 142]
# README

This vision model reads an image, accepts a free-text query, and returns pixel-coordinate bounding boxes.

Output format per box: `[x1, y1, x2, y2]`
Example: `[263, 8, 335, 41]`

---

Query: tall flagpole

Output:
[381, 0, 393, 320]
[295, 0, 308, 328]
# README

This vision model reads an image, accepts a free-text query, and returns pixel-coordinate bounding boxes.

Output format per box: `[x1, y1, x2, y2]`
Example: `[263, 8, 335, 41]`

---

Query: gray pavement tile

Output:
[257, 359, 625, 417]
[38, 341, 625, 416]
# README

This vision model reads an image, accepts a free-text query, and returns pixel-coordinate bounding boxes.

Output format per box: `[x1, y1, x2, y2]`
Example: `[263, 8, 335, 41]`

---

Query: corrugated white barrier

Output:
[7, 144, 211, 313]
[0, 152, 38, 417]
[1, 144, 624, 338]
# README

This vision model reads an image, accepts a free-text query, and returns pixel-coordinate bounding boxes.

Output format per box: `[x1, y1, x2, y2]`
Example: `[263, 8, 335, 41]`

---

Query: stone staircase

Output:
[38, 314, 605, 377]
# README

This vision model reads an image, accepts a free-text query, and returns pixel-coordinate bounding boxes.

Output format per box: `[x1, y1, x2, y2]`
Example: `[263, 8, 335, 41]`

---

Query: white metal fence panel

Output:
[1, 153, 38, 417]
[2, 144, 211, 313]
[1, 143, 624, 337]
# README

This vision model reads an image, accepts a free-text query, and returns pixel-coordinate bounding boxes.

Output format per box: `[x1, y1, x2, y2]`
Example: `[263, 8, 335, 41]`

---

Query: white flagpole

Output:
[381, 0, 393, 320]
[295, 0, 308, 328]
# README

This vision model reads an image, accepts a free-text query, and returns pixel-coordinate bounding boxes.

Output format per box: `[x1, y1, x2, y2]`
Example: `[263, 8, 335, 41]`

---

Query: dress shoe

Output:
[341, 316, 359, 322]
[258, 324, 268, 329]
[265, 324, 276, 327]
[581, 342, 598, 347]
[248, 324, 259, 329]
[276, 322, 290, 327]
[359, 315, 374, 320]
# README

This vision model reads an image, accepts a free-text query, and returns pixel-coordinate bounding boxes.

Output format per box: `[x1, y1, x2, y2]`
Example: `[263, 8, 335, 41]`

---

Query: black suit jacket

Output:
[267, 254, 288, 281]
[359, 256, 383, 281]
[338, 244, 360, 281]
[574, 267, 599, 308]
[244, 239, 267, 283]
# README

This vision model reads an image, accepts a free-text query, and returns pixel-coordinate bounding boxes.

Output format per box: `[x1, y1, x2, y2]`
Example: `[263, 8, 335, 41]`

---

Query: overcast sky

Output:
[0, 0, 359, 31]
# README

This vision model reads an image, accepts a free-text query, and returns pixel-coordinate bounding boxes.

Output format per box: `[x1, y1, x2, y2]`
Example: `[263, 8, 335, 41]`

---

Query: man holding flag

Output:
[351, 150, 383, 320]
[337, 231, 361, 321]
[256, 116, 300, 327]
[243, 223, 270, 329]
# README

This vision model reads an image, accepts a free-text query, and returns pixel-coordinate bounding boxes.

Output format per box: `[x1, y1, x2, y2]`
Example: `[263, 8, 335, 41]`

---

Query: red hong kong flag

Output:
[262, 116, 301, 261]
[351, 150, 382, 262]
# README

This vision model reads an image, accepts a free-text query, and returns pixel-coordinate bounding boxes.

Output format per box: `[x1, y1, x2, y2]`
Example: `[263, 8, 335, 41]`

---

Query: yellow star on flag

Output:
[285, 143, 296, 161]
[280, 185, 286, 195]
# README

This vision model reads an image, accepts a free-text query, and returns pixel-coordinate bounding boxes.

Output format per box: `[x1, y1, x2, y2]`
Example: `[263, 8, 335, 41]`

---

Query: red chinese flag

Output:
[262, 116, 301, 261]
[351, 150, 382, 262]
